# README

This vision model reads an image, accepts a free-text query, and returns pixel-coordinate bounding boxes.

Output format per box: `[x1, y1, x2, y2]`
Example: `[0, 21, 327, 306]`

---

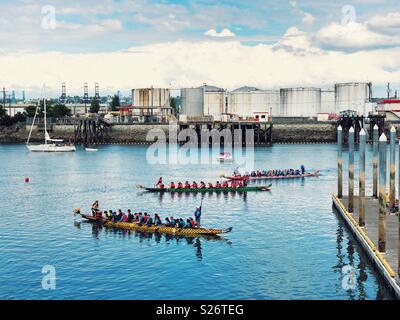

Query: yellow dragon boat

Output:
[76, 212, 232, 237]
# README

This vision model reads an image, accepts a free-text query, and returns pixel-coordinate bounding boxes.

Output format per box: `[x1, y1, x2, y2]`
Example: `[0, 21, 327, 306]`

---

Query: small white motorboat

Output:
[85, 148, 98, 152]
[217, 152, 233, 162]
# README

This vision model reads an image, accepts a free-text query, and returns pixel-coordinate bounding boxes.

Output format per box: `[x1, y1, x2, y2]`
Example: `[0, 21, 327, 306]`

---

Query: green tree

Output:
[24, 105, 40, 117]
[0, 105, 6, 117]
[89, 99, 100, 113]
[111, 94, 120, 111]
[47, 103, 71, 117]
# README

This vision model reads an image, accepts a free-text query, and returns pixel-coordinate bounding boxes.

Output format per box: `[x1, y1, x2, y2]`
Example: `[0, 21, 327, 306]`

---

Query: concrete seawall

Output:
[0, 122, 338, 144]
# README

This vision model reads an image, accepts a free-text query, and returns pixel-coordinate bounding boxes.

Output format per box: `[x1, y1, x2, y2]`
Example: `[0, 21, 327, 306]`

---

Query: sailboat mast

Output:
[44, 97, 47, 145]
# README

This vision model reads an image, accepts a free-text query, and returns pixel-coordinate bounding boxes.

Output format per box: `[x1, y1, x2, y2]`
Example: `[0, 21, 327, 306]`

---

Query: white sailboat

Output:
[26, 88, 76, 152]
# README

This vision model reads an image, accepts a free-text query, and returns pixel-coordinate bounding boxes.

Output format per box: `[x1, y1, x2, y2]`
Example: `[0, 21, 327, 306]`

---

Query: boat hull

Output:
[78, 213, 232, 237]
[141, 185, 272, 193]
[224, 170, 320, 181]
[104, 221, 232, 236]
[27, 144, 76, 152]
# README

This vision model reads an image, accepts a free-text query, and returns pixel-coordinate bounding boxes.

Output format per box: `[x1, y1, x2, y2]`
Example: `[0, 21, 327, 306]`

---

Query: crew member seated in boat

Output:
[184, 181, 190, 189]
[178, 218, 186, 228]
[104, 211, 109, 219]
[215, 181, 222, 188]
[238, 181, 244, 188]
[170, 182, 176, 189]
[159, 182, 165, 189]
[143, 212, 149, 224]
[91, 200, 100, 216]
[192, 181, 198, 189]
[222, 181, 229, 188]
[231, 180, 237, 188]
[295, 169, 300, 175]
[127, 210, 134, 222]
[200, 181, 206, 189]
[177, 182, 183, 189]
[301, 165, 305, 174]
[111, 211, 118, 222]
[146, 216, 153, 226]
[243, 176, 249, 186]
[156, 177, 163, 187]
[170, 216, 176, 227]
[164, 217, 172, 227]
[154, 214, 162, 226]
[208, 182, 213, 188]
[188, 217, 197, 228]
[122, 212, 128, 222]
[185, 219, 192, 228]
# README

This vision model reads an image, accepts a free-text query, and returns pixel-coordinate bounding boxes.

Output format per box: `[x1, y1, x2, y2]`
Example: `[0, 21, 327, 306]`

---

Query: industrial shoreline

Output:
[0, 120, 338, 144]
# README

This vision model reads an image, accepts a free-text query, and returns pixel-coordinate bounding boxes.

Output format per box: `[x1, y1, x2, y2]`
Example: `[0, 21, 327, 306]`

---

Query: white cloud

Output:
[273, 27, 320, 54]
[315, 22, 400, 50]
[0, 40, 399, 97]
[368, 12, 400, 34]
[302, 13, 315, 28]
[204, 28, 235, 38]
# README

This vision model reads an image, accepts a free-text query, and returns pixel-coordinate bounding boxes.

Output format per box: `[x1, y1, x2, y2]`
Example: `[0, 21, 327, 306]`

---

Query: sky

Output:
[0, 0, 400, 98]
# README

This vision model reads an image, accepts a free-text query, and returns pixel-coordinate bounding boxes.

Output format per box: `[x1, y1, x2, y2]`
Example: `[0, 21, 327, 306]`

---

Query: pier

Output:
[333, 125, 400, 298]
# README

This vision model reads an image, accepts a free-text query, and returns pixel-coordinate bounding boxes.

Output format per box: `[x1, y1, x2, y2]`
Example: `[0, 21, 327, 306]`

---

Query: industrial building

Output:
[321, 90, 335, 114]
[334, 82, 372, 115]
[180, 84, 226, 120]
[228, 87, 279, 118]
[280, 87, 321, 117]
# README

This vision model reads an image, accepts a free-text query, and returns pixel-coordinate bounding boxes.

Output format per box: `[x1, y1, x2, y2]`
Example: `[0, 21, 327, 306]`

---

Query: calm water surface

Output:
[0, 144, 394, 299]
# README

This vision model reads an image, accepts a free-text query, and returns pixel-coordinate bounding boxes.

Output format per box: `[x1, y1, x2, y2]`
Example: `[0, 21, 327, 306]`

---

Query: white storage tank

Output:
[132, 88, 170, 108]
[321, 90, 335, 114]
[203, 85, 225, 116]
[228, 86, 280, 117]
[335, 82, 371, 115]
[280, 87, 321, 117]
[180, 87, 204, 117]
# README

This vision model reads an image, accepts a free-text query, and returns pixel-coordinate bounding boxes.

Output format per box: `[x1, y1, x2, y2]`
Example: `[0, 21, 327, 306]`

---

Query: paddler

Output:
[154, 214, 162, 226]
[231, 180, 237, 188]
[238, 181, 243, 188]
[91, 200, 100, 216]
[192, 181, 198, 189]
[156, 177, 163, 187]
[170, 181, 176, 189]
[215, 181, 222, 188]
[194, 206, 202, 227]
[188, 217, 197, 228]
[177, 182, 183, 189]
[222, 181, 229, 188]
[301, 165, 305, 174]
[208, 182, 213, 188]
[164, 217, 172, 227]
[184, 181, 190, 189]
[200, 181, 206, 189]
[159, 182, 165, 189]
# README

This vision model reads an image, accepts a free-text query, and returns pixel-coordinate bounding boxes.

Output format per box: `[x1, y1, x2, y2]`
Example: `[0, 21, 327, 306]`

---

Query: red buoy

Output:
[24, 177, 30, 183]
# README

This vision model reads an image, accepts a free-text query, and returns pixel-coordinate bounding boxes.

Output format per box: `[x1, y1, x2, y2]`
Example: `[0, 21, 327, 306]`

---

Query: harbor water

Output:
[0, 144, 395, 299]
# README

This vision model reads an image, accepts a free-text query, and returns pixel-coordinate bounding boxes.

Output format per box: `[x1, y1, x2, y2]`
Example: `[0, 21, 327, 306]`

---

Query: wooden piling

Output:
[390, 127, 396, 212]
[337, 125, 343, 198]
[373, 124, 379, 198]
[348, 126, 354, 213]
[359, 128, 366, 227]
[379, 133, 387, 253]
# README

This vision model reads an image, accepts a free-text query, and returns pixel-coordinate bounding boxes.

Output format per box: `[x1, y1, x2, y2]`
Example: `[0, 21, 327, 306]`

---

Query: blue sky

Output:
[0, 0, 399, 96]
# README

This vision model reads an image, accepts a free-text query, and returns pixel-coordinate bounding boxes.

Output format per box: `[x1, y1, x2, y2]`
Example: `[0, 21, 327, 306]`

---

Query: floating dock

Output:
[332, 195, 400, 298]
[334, 125, 400, 299]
